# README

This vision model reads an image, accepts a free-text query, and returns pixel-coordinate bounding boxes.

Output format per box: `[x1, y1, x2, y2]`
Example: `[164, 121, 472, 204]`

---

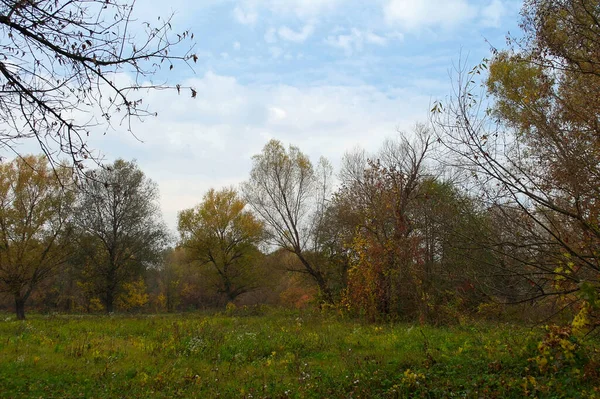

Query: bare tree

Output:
[0, 0, 196, 166]
[242, 140, 335, 303]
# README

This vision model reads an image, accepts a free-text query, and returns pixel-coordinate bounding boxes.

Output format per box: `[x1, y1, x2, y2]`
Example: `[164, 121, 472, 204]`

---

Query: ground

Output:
[0, 308, 597, 398]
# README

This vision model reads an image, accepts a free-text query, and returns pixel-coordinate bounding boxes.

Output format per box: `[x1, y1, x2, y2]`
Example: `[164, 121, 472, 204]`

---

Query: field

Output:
[0, 308, 598, 398]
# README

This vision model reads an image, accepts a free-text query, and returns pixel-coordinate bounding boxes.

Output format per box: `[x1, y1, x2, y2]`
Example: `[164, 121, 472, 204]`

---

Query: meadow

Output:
[0, 308, 598, 398]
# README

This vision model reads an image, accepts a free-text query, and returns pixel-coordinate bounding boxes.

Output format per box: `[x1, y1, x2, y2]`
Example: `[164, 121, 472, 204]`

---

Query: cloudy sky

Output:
[8, 0, 523, 232]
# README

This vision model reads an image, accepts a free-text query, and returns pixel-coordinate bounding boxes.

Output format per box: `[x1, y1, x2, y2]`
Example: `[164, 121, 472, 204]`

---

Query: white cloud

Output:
[233, 6, 258, 25]
[365, 31, 388, 46]
[269, 46, 284, 58]
[265, 27, 278, 43]
[233, 41, 241, 50]
[86, 72, 433, 231]
[278, 24, 315, 43]
[325, 29, 390, 55]
[268, 106, 288, 122]
[244, 0, 341, 18]
[481, 0, 506, 27]
[384, 0, 477, 30]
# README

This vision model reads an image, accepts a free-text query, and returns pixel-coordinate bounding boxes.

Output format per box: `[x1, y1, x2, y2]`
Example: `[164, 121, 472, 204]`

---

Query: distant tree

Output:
[0, 155, 74, 319]
[0, 0, 196, 166]
[411, 178, 492, 321]
[115, 278, 149, 312]
[148, 247, 186, 312]
[242, 140, 335, 303]
[337, 127, 435, 319]
[178, 188, 264, 303]
[74, 159, 167, 313]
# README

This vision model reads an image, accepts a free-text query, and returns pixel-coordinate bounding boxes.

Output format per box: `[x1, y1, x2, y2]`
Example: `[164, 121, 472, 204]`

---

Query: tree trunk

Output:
[314, 272, 334, 304]
[105, 266, 117, 313]
[167, 291, 173, 312]
[296, 251, 334, 304]
[15, 295, 26, 320]
[105, 291, 114, 313]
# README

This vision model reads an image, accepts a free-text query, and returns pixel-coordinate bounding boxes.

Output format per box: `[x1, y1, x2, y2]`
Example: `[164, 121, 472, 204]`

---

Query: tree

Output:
[178, 187, 265, 303]
[0, 0, 196, 166]
[148, 247, 186, 312]
[0, 155, 74, 319]
[434, 0, 600, 324]
[410, 178, 492, 321]
[74, 159, 167, 312]
[336, 127, 436, 320]
[242, 140, 335, 303]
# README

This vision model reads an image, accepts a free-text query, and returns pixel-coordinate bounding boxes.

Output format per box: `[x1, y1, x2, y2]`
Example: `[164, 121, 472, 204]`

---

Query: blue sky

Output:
[7, 0, 524, 232]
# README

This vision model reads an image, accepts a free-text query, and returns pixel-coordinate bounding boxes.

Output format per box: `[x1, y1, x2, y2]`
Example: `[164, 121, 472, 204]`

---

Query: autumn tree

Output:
[242, 140, 336, 303]
[74, 159, 167, 312]
[0, 0, 196, 166]
[334, 127, 491, 322]
[0, 155, 74, 319]
[148, 247, 186, 312]
[336, 127, 436, 320]
[434, 0, 600, 324]
[178, 188, 265, 303]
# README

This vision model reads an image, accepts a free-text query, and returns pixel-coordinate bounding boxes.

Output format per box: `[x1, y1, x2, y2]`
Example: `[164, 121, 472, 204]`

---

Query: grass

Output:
[0, 308, 598, 398]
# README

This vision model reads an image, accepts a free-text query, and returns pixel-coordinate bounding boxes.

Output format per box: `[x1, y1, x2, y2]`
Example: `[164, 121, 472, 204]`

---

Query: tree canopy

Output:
[74, 159, 167, 312]
[242, 139, 335, 303]
[178, 187, 264, 302]
[434, 0, 600, 325]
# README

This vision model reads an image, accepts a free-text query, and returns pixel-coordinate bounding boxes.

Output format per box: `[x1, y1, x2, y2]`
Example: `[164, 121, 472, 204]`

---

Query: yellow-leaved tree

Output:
[0, 155, 74, 319]
[178, 188, 265, 303]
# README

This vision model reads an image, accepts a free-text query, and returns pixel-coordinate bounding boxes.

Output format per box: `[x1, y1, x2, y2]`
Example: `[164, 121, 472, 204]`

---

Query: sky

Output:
[6, 0, 523, 233]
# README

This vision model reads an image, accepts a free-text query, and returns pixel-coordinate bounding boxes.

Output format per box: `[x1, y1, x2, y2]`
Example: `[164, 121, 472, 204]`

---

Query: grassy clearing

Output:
[0, 309, 598, 398]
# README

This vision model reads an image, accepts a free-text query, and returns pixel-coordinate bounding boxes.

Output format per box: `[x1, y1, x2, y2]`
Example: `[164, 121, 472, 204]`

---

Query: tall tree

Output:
[434, 0, 600, 322]
[74, 159, 167, 312]
[336, 127, 435, 319]
[0, 155, 74, 319]
[178, 188, 264, 303]
[242, 140, 335, 303]
[0, 0, 196, 166]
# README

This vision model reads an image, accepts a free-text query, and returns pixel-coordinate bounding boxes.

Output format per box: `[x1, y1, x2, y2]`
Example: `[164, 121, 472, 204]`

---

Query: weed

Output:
[0, 310, 598, 398]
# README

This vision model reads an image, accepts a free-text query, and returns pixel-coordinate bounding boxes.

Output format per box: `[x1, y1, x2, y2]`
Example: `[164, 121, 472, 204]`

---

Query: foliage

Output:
[74, 159, 168, 313]
[116, 278, 149, 312]
[335, 127, 488, 323]
[178, 187, 265, 303]
[0, 155, 74, 319]
[433, 0, 600, 325]
[149, 248, 186, 312]
[0, 0, 197, 167]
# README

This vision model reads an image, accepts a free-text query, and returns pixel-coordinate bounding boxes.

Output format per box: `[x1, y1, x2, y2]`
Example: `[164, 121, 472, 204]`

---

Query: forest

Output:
[1, 0, 600, 397]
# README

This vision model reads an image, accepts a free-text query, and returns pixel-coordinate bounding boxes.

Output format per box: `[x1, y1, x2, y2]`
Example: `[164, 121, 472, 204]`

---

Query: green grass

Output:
[0, 309, 597, 398]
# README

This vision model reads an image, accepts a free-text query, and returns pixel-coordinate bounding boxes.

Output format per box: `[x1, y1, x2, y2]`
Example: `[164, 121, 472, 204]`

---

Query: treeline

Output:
[1, 0, 599, 329]
[0, 132, 490, 322]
